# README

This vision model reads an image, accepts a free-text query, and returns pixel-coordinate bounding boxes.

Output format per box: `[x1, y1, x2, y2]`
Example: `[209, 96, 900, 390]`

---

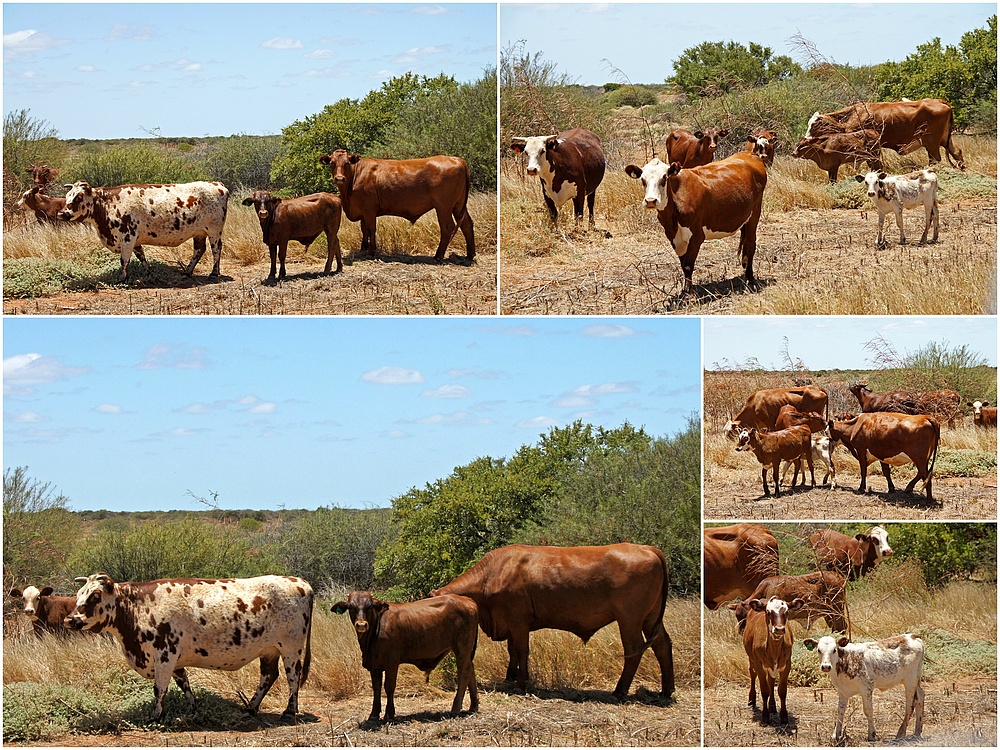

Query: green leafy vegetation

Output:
[669, 41, 802, 99]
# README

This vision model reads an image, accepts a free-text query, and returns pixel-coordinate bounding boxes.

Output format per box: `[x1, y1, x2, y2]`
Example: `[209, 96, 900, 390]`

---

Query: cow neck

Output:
[260, 208, 278, 245]
[357, 609, 383, 670]
[89, 190, 117, 245]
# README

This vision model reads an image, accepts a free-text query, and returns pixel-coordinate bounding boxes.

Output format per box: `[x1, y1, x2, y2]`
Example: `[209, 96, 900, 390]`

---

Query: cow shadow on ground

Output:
[120, 688, 321, 732]
[357, 707, 479, 729]
[663, 275, 772, 311]
[348, 251, 477, 267]
[485, 682, 673, 707]
[66, 260, 232, 292]
[260, 269, 343, 286]
[745, 708, 799, 738]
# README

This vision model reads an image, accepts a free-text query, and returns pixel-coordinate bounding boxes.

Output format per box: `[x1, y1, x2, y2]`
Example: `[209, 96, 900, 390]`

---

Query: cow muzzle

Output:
[821, 663, 832, 673]
[526, 167, 539, 177]
[65, 616, 86, 630]
[56, 210, 72, 221]
[354, 620, 369, 634]
[643, 198, 658, 210]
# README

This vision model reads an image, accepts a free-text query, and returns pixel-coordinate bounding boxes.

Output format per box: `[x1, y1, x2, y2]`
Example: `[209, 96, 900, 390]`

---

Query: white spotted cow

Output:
[803, 634, 925, 743]
[510, 128, 606, 228]
[855, 170, 939, 247]
[65, 573, 312, 722]
[58, 181, 229, 282]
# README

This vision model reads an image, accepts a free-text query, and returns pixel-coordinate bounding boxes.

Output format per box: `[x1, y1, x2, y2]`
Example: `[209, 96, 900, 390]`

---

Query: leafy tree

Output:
[3, 109, 65, 188]
[669, 41, 802, 98]
[888, 523, 996, 585]
[203, 134, 283, 191]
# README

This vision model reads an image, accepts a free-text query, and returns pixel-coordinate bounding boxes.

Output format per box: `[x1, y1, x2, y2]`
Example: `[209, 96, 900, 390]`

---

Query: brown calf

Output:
[26, 164, 60, 187]
[736, 425, 814, 496]
[808, 526, 894, 581]
[739, 597, 804, 725]
[744, 130, 778, 167]
[968, 400, 997, 428]
[850, 382, 960, 428]
[725, 385, 829, 437]
[729, 571, 848, 633]
[8, 585, 77, 637]
[791, 129, 882, 183]
[16, 187, 68, 224]
[332, 591, 479, 722]
[664, 127, 729, 168]
[242, 190, 343, 280]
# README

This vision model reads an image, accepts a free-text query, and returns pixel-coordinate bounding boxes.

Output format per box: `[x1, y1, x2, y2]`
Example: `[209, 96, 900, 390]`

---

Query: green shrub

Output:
[67, 143, 206, 187]
[2, 683, 112, 741]
[604, 86, 657, 109]
[933, 449, 998, 477]
[887, 523, 996, 585]
[203, 134, 283, 191]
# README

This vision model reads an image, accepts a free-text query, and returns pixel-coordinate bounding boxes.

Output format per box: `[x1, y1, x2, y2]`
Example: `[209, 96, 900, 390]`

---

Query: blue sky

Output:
[500, 3, 996, 85]
[3, 3, 497, 139]
[3, 317, 701, 512]
[704, 317, 998, 371]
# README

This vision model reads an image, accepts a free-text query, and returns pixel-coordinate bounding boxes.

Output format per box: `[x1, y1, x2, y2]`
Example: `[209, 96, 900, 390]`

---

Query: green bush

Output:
[67, 143, 206, 187]
[203, 134, 283, 192]
[668, 41, 802, 99]
[604, 86, 657, 109]
[887, 523, 996, 585]
[933, 449, 998, 478]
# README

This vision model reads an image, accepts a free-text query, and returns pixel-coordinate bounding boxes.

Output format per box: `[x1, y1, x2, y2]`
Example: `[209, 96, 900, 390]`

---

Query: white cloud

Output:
[3, 353, 88, 394]
[390, 45, 450, 65]
[422, 384, 470, 399]
[248, 402, 277, 414]
[262, 37, 304, 50]
[580, 323, 640, 338]
[414, 411, 491, 426]
[303, 49, 335, 59]
[516, 416, 558, 429]
[11, 411, 45, 423]
[3, 29, 71, 60]
[551, 395, 593, 408]
[76, 64, 98, 73]
[106, 23, 155, 41]
[95, 403, 124, 415]
[361, 366, 424, 385]
[382, 429, 411, 439]
[158, 427, 210, 438]
[412, 5, 448, 14]
[572, 382, 639, 396]
[446, 367, 508, 380]
[136, 342, 209, 370]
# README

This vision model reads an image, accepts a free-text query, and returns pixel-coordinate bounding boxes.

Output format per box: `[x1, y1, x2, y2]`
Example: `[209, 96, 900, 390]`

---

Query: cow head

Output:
[623, 158, 679, 211]
[696, 127, 729, 155]
[749, 131, 778, 166]
[332, 590, 388, 637]
[803, 634, 851, 673]
[14, 188, 37, 212]
[319, 150, 361, 191]
[9, 585, 53, 621]
[65, 573, 117, 632]
[791, 137, 818, 159]
[510, 135, 559, 177]
[27, 164, 58, 186]
[861, 525, 893, 560]
[723, 419, 743, 441]
[968, 400, 990, 417]
[734, 427, 757, 452]
[856, 171, 894, 202]
[805, 112, 841, 138]
[746, 596, 803, 640]
[58, 182, 95, 222]
[242, 191, 281, 222]
[848, 382, 870, 401]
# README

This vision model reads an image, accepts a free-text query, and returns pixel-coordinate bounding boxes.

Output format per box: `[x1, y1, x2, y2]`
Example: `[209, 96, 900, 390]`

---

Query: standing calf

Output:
[8, 585, 77, 637]
[15, 187, 69, 224]
[856, 170, 939, 246]
[242, 190, 343, 281]
[735, 425, 814, 496]
[968, 400, 997, 428]
[739, 597, 804, 725]
[332, 591, 479, 723]
[803, 634, 924, 743]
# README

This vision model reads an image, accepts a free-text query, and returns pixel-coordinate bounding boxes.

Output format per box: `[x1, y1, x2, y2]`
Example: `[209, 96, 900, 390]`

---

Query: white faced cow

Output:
[65, 573, 313, 722]
[510, 128, 606, 228]
[856, 170, 939, 247]
[58, 181, 229, 282]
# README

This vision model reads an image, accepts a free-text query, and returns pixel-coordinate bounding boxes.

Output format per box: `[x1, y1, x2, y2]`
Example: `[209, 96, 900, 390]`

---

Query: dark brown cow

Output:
[241, 190, 343, 280]
[828, 413, 940, 501]
[15, 187, 68, 224]
[808, 526, 894, 581]
[725, 385, 829, 437]
[728, 571, 848, 633]
[805, 99, 965, 170]
[968, 400, 997, 428]
[624, 147, 767, 294]
[26, 164, 60, 187]
[736, 425, 814, 496]
[775, 405, 834, 488]
[791, 129, 882, 183]
[739, 597, 804, 726]
[849, 382, 960, 427]
[8, 585, 77, 637]
[664, 127, 729, 168]
[703, 523, 779, 610]
[744, 130, 778, 167]
[510, 128, 606, 227]
[430, 543, 674, 699]
[318, 149, 474, 262]
[332, 591, 478, 723]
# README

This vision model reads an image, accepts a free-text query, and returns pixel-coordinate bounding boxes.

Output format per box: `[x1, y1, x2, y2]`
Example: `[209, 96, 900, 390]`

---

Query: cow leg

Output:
[777, 664, 790, 724]
[930, 201, 939, 243]
[896, 680, 919, 738]
[586, 191, 596, 228]
[857, 454, 868, 493]
[833, 693, 849, 743]
[893, 206, 907, 245]
[861, 687, 877, 741]
[280, 649, 304, 718]
[827, 166, 838, 183]
[367, 669, 383, 721]
[913, 682, 924, 736]
[361, 218, 378, 257]
[919, 201, 933, 245]
[644, 617, 675, 698]
[746, 663, 757, 708]
[454, 205, 476, 260]
[382, 664, 399, 722]
[172, 668, 196, 709]
[761, 466, 771, 497]
[807, 449, 816, 487]
[133, 246, 149, 268]
[453, 650, 478, 714]
[435, 207, 457, 262]
[185, 236, 208, 277]
[771, 461, 781, 497]
[739, 209, 761, 282]
[880, 462, 896, 493]
[613, 621, 647, 699]
[277, 241, 288, 280]
[247, 654, 280, 713]
[875, 210, 888, 248]
[508, 630, 531, 690]
[267, 244, 279, 281]
[542, 193, 559, 223]
[759, 671, 774, 725]
[504, 639, 519, 683]
[151, 666, 174, 722]
[209, 235, 223, 277]
[324, 222, 344, 273]
[118, 241, 137, 283]
[571, 192, 585, 228]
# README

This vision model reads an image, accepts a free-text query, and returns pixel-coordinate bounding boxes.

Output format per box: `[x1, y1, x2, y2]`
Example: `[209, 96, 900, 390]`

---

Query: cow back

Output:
[345, 156, 469, 224]
[550, 128, 606, 193]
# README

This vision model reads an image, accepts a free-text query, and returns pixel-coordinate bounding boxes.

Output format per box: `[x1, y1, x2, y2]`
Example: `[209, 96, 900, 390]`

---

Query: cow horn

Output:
[74, 577, 88, 584]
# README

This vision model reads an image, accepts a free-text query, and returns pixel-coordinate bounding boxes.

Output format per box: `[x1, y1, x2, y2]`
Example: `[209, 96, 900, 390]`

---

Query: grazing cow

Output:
[735, 425, 814, 496]
[856, 170, 939, 247]
[241, 190, 343, 280]
[15, 187, 68, 224]
[8, 585, 77, 637]
[724, 385, 829, 438]
[808, 526, 893, 581]
[791, 129, 882, 183]
[624, 148, 767, 294]
[430, 543, 674, 698]
[738, 597, 804, 726]
[664, 127, 729, 168]
[803, 634, 924, 743]
[728, 571, 847, 633]
[849, 382, 960, 426]
[57, 181, 229, 282]
[744, 130, 778, 167]
[828, 413, 940, 500]
[65, 573, 312, 722]
[805, 98, 965, 170]
[332, 591, 478, 722]
[703, 523, 779, 610]
[968, 400, 997, 427]
[318, 149, 474, 262]
[510, 128, 607, 228]
[26, 164, 60, 187]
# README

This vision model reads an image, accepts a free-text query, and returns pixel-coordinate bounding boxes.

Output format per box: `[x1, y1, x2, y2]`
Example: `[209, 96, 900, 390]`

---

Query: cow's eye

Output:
[88, 593, 100, 605]
[659, 177, 667, 187]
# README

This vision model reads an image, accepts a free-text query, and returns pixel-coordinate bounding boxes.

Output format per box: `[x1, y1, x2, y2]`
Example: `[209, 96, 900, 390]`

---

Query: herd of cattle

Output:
[15, 150, 477, 282]
[510, 98, 965, 293]
[6, 542, 675, 725]
[705, 522, 926, 743]
[720, 381, 995, 502]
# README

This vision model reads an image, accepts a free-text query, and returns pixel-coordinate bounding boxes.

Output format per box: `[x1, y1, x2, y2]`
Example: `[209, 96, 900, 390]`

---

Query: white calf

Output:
[803, 634, 924, 743]
[781, 432, 837, 488]
[857, 170, 939, 246]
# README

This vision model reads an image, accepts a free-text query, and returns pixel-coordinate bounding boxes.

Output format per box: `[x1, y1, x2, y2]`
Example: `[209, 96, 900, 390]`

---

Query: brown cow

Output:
[430, 543, 674, 699]
[241, 190, 343, 280]
[728, 571, 848, 633]
[318, 149, 474, 262]
[664, 127, 729, 168]
[744, 130, 778, 167]
[736, 425, 814, 496]
[828, 413, 940, 500]
[510, 128, 606, 227]
[739, 597, 804, 726]
[624, 146, 767, 294]
[15, 187, 69, 224]
[968, 400, 997, 428]
[703, 523, 779, 610]
[808, 526, 894, 581]
[775, 405, 835, 488]
[849, 382, 960, 427]
[26, 164, 60, 187]
[332, 591, 479, 723]
[805, 99, 965, 170]
[791, 129, 882, 183]
[725, 385, 829, 438]
[8, 585, 77, 637]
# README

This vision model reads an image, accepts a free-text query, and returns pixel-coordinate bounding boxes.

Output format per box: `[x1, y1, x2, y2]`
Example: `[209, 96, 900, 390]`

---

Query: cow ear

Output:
[726, 602, 739, 611]
[854, 175, 865, 183]
[624, 165, 642, 179]
[545, 137, 559, 150]
[95, 574, 115, 593]
[348, 154, 361, 164]
[746, 598, 766, 612]
[510, 140, 526, 153]
[746, 135, 756, 144]
[40, 586, 54, 596]
[374, 600, 389, 613]
[718, 129, 729, 137]
[9, 589, 22, 598]
[803, 638, 817, 651]
[241, 197, 254, 206]
[319, 155, 332, 165]
[836, 636, 850, 648]
[331, 602, 348, 614]
[877, 172, 888, 180]
[667, 163, 682, 177]
[788, 597, 805, 612]
[983, 401, 991, 407]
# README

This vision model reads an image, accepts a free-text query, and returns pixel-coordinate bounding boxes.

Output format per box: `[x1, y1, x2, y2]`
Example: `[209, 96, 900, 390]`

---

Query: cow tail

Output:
[943, 108, 958, 168]
[641, 550, 670, 653]
[448, 165, 472, 248]
[927, 418, 941, 485]
[301, 596, 313, 686]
